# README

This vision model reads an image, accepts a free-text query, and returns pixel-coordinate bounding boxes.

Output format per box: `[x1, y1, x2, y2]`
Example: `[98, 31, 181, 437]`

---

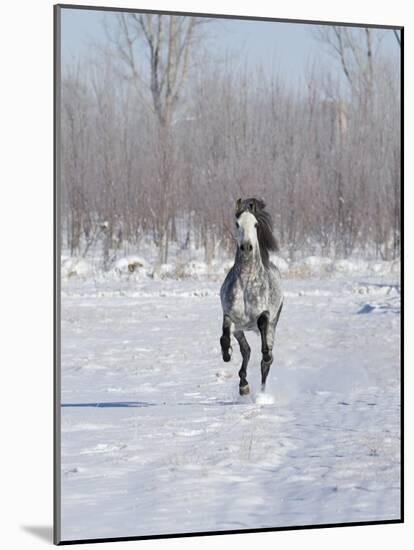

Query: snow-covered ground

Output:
[60, 261, 401, 541]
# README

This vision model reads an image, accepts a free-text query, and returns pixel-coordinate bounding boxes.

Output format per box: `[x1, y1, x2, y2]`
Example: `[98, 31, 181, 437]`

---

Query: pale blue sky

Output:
[60, 7, 400, 88]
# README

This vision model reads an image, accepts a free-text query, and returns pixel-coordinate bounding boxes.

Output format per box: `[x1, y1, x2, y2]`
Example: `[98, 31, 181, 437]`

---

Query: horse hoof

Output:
[222, 346, 232, 362]
[239, 384, 250, 396]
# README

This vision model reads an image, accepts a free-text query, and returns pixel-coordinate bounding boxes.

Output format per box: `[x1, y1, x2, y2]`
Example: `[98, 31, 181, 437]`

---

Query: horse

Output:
[220, 198, 283, 396]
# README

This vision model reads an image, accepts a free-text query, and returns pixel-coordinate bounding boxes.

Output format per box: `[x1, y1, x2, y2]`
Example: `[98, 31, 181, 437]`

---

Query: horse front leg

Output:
[257, 310, 274, 392]
[220, 314, 233, 362]
[234, 330, 251, 395]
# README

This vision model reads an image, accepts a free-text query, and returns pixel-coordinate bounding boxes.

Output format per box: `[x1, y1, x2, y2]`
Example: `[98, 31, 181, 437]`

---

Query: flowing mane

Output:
[235, 197, 279, 268]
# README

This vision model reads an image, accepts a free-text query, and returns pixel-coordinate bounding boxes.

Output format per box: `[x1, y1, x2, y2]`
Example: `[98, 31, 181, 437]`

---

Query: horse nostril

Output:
[240, 243, 252, 252]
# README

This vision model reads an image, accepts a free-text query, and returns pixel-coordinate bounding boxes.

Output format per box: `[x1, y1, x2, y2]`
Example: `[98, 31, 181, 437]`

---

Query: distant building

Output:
[321, 98, 348, 140]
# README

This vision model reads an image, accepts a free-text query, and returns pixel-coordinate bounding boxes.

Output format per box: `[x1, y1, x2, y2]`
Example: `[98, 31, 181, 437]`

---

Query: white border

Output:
[1, 1, 409, 548]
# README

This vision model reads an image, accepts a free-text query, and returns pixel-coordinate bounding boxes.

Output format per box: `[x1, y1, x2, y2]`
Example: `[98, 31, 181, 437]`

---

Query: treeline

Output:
[61, 15, 401, 265]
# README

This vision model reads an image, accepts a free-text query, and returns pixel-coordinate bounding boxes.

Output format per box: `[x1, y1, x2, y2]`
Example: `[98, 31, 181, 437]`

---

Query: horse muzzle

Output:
[240, 242, 253, 253]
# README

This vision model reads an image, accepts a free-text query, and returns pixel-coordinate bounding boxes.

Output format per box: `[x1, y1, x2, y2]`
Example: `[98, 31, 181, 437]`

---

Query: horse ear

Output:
[256, 198, 266, 210]
[235, 198, 242, 214]
[249, 198, 265, 213]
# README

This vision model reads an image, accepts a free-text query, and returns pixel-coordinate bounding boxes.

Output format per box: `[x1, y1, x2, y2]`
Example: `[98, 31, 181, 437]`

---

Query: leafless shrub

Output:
[61, 19, 401, 264]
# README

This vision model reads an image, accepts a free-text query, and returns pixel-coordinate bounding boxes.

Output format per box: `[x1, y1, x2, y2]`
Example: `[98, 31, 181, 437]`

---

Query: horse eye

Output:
[255, 222, 258, 228]
[235, 221, 240, 228]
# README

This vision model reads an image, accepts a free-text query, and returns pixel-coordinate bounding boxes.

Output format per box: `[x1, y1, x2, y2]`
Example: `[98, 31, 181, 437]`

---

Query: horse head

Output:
[235, 197, 279, 266]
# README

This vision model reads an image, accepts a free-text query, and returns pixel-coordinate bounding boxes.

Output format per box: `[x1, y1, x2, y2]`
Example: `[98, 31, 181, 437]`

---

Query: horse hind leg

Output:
[234, 330, 251, 395]
[220, 314, 233, 362]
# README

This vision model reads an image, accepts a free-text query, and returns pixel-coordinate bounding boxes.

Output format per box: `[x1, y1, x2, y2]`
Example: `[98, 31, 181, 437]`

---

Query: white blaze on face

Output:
[235, 211, 258, 250]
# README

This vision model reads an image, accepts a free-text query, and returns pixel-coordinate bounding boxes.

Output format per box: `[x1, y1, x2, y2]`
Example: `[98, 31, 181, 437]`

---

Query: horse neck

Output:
[234, 245, 265, 279]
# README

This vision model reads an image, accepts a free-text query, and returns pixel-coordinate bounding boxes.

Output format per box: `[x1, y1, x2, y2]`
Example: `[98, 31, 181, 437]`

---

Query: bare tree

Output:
[60, 23, 400, 266]
[393, 29, 401, 47]
[104, 14, 207, 265]
[314, 26, 384, 101]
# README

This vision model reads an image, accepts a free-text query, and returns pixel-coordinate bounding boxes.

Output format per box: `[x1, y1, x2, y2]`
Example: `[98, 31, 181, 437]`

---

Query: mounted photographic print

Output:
[54, 3, 403, 545]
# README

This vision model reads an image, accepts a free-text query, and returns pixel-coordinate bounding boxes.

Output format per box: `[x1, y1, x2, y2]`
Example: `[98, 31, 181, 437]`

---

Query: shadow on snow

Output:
[61, 399, 248, 408]
[61, 401, 155, 408]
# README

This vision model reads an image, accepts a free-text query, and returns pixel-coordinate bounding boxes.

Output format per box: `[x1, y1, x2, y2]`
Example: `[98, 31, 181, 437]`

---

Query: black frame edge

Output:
[58, 519, 403, 546]
[54, 3, 62, 546]
[55, 2, 403, 30]
[400, 25, 404, 524]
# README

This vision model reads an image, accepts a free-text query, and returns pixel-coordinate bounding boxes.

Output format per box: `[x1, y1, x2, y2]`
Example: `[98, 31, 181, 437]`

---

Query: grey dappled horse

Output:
[220, 198, 283, 395]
